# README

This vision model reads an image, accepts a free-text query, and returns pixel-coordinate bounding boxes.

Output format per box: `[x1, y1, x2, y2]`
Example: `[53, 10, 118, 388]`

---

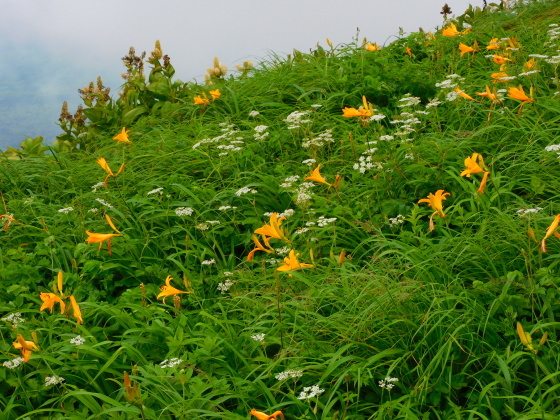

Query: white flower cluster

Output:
[435, 74, 464, 90]
[201, 259, 216, 266]
[294, 182, 316, 207]
[295, 227, 310, 235]
[58, 207, 74, 214]
[317, 216, 337, 227]
[160, 358, 183, 368]
[353, 155, 383, 174]
[425, 98, 442, 108]
[275, 369, 303, 381]
[70, 335, 86, 346]
[302, 158, 316, 167]
[192, 123, 245, 156]
[397, 94, 421, 108]
[88, 208, 99, 213]
[2, 312, 25, 328]
[544, 144, 560, 152]
[378, 376, 399, 390]
[95, 198, 113, 208]
[251, 333, 265, 342]
[264, 209, 294, 218]
[283, 111, 312, 129]
[297, 384, 324, 399]
[254, 125, 270, 141]
[280, 175, 301, 188]
[370, 113, 387, 121]
[45, 376, 65, 386]
[249, 110, 260, 117]
[3, 357, 24, 369]
[235, 187, 258, 196]
[175, 207, 194, 217]
[147, 187, 164, 196]
[302, 129, 334, 148]
[275, 246, 291, 256]
[379, 135, 394, 141]
[218, 205, 237, 211]
[388, 214, 405, 226]
[91, 182, 105, 192]
[516, 207, 543, 216]
[195, 223, 209, 231]
[217, 278, 235, 293]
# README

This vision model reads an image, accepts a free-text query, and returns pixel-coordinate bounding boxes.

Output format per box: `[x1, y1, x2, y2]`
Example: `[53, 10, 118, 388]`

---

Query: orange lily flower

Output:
[85, 231, 122, 254]
[194, 95, 210, 105]
[458, 42, 477, 57]
[365, 43, 379, 51]
[209, 89, 221, 100]
[157, 275, 191, 304]
[454, 88, 474, 100]
[247, 235, 275, 262]
[516, 322, 547, 354]
[113, 127, 131, 144]
[40, 292, 66, 314]
[342, 107, 365, 117]
[492, 54, 511, 65]
[250, 409, 285, 420]
[254, 213, 286, 243]
[276, 250, 314, 273]
[486, 38, 500, 50]
[69, 295, 83, 324]
[541, 214, 560, 253]
[476, 85, 500, 103]
[418, 190, 450, 218]
[507, 85, 533, 103]
[305, 163, 331, 186]
[460, 153, 485, 177]
[405, 46, 412, 57]
[477, 171, 490, 194]
[96, 158, 124, 187]
[13, 334, 38, 362]
[491, 72, 510, 83]
[524, 58, 536, 70]
[342, 96, 374, 125]
[442, 22, 461, 37]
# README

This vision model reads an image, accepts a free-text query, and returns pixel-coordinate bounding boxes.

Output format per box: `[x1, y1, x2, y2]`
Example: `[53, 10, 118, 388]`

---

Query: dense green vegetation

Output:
[1, 1, 560, 418]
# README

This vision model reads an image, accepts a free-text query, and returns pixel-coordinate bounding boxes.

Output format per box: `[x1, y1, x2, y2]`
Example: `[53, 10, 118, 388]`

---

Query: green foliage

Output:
[2, 1, 560, 418]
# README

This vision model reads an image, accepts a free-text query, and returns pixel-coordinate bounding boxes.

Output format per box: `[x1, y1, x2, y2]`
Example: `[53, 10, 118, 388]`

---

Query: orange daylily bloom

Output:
[342, 107, 366, 117]
[305, 163, 331, 186]
[194, 95, 210, 105]
[418, 190, 450, 217]
[491, 72, 510, 83]
[442, 22, 461, 37]
[516, 322, 547, 354]
[541, 214, 560, 253]
[85, 231, 122, 254]
[492, 54, 511, 65]
[365, 43, 379, 51]
[507, 85, 533, 103]
[40, 292, 66, 314]
[486, 38, 500, 50]
[476, 85, 500, 103]
[247, 235, 275, 262]
[97, 157, 113, 176]
[13, 334, 38, 362]
[209, 89, 221, 100]
[460, 153, 485, 177]
[157, 275, 191, 304]
[524, 58, 536, 70]
[342, 96, 374, 125]
[405, 46, 412, 57]
[477, 171, 490, 194]
[454, 88, 474, 100]
[113, 127, 131, 144]
[69, 295, 83, 324]
[276, 250, 314, 273]
[458, 42, 477, 57]
[250, 409, 285, 420]
[254, 213, 286, 242]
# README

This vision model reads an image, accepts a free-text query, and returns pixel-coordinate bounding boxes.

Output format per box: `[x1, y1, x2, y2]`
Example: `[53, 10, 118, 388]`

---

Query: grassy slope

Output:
[1, 1, 560, 419]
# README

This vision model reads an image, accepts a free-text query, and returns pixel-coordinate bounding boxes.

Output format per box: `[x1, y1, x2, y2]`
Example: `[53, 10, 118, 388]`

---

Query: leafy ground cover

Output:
[1, 1, 560, 418]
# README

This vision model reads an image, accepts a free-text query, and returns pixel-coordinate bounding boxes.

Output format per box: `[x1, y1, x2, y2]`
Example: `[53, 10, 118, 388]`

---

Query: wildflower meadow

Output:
[1, 1, 560, 418]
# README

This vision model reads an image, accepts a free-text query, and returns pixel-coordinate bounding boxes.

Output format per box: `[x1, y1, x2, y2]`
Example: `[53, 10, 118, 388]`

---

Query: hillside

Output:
[1, 1, 560, 418]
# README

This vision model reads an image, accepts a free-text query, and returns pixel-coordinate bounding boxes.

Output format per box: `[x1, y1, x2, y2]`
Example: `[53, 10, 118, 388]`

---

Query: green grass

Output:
[1, 1, 560, 418]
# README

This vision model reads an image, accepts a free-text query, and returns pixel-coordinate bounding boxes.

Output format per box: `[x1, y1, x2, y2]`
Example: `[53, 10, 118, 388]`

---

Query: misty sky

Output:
[0, 0, 477, 149]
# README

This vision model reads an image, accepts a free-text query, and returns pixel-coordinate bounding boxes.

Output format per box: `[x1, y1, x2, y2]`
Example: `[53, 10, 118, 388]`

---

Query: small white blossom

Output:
[275, 246, 291, 256]
[218, 205, 237, 211]
[317, 216, 337, 227]
[295, 227, 310, 235]
[302, 159, 316, 166]
[160, 358, 183, 368]
[518, 70, 540, 76]
[217, 279, 235, 293]
[3, 357, 24, 369]
[45, 376, 65, 386]
[147, 188, 164, 196]
[196, 223, 209, 231]
[251, 333, 265, 342]
[175, 207, 194, 217]
[70, 335, 86, 346]
[378, 376, 399, 391]
[545, 144, 560, 152]
[310, 104, 322, 108]
[388, 214, 405, 226]
[88, 208, 99, 213]
[201, 259, 216, 265]
[516, 207, 543, 216]
[249, 110, 260, 117]
[528, 54, 548, 58]
[275, 369, 303, 381]
[58, 207, 74, 214]
[206, 220, 221, 225]
[235, 187, 258, 196]
[91, 182, 105, 192]
[2, 312, 25, 328]
[95, 198, 113, 208]
[297, 384, 324, 399]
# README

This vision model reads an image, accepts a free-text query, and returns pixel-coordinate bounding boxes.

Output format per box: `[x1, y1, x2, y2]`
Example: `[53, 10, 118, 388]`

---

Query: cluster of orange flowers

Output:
[194, 89, 221, 105]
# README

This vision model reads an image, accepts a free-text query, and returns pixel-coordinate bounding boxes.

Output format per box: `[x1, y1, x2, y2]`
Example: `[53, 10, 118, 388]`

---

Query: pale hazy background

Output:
[0, 0, 477, 149]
